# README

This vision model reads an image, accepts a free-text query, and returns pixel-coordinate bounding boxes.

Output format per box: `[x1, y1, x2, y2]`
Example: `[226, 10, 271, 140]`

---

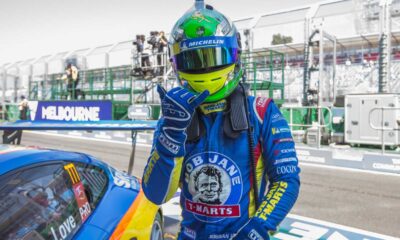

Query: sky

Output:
[0, 0, 322, 66]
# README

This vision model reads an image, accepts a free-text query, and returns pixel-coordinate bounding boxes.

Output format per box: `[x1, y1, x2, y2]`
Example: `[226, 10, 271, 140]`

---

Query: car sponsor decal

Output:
[72, 182, 91, 222]
[64, 163, 81, 184]
[50, 215, 77, 240]
[183, 152, 243, 222]
[110, 167, 141, 191]
[64, 163, 91, 222]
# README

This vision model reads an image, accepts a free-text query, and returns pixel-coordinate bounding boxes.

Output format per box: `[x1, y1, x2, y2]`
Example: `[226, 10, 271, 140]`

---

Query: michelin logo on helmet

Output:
[180, 36, 237, 51]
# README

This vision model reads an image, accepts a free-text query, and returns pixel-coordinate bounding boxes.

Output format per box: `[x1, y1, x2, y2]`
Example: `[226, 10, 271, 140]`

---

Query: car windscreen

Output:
[0, 163, 84, 240]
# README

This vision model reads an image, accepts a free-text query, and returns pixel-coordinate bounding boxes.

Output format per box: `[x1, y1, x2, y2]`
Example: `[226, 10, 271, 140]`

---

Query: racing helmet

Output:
[169, 1, 242, 102]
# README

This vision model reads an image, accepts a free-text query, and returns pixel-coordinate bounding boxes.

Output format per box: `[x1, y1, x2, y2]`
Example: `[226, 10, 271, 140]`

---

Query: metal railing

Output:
[281, 106, 333, 148]
[369, 107, 400, 154]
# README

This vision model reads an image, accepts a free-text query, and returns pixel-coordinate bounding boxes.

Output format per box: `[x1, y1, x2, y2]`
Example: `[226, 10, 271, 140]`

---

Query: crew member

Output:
[62, 63, 79, 99]
[19, 95, 29, 120]
[142, 2, 300, 239]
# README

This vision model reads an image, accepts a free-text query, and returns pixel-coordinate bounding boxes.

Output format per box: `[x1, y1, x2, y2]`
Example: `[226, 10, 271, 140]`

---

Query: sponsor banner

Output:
[364, 154, 400, 174]
[371, 163, 400, 172]
[29, 100, 112, 121]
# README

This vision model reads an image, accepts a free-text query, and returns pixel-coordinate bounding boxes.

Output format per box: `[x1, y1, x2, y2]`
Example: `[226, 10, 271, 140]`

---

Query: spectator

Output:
[157, 31, 168, 75]
[142, 34, 152, 72]
[18, 95, 29, 120]
[62, 63, 80, 99]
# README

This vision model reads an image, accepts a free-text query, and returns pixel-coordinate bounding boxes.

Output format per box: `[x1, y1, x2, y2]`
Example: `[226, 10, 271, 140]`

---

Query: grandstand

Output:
[270, 31, 400, 102]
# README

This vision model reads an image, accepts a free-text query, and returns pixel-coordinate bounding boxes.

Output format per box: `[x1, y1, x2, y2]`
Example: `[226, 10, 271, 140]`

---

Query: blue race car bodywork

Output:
[0, 145, 161, 240]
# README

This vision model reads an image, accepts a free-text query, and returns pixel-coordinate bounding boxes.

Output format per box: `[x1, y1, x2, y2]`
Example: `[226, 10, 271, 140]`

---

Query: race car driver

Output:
[142, 1, 300, 239]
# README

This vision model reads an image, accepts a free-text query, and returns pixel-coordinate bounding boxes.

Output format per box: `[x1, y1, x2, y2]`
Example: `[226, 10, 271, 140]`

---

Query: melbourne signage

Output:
[29, 101, 112, 121]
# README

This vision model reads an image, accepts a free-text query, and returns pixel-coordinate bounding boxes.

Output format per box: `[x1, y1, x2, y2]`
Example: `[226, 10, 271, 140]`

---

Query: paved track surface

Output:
[19, 132, 400, 238]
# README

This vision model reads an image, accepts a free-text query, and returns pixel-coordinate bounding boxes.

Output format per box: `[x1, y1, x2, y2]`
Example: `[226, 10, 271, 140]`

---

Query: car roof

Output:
[0, 144, 92, 175]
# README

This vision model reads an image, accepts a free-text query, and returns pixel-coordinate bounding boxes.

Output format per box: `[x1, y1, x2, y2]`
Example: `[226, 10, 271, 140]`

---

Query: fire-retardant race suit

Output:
[142, 88, 300, 239]
[142, 1, 300, 239]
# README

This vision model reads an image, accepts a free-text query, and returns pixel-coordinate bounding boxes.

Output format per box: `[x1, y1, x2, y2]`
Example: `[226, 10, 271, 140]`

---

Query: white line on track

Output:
[287, 214, 399, 239]
[26, 131, 400, 177]
[300, 162, 400, 177]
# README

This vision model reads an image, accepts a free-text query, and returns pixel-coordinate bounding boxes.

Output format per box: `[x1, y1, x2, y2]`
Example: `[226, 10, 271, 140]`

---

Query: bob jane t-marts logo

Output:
[183, 152, 243, 222]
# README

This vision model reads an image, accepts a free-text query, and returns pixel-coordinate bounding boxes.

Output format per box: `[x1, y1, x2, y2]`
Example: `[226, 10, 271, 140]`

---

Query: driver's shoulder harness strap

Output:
[187, 85, 272, 141]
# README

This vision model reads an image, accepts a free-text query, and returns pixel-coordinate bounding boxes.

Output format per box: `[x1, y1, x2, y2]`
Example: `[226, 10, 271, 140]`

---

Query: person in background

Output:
[157, 31, 168, 75]
[19, 95, 29, 120]
[62, 63, 80, 99]
[142, 34, 153, 76]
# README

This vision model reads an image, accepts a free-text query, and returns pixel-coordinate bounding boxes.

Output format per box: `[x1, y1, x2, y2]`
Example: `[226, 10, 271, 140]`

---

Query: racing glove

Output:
[231, 217, 270, 240]
[156, 85, 209, 155]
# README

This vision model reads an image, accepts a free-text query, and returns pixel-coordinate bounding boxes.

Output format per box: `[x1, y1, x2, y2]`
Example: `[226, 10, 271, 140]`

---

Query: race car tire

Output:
[150, 212, 163, 240]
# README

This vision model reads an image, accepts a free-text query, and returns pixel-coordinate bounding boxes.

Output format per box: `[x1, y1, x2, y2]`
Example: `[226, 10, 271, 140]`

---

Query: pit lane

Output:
[18, 131, 400, 238]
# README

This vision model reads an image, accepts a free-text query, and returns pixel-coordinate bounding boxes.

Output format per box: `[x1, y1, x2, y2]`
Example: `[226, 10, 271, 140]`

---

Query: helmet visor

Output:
[170, 36, 239, 72]
[172, 47, 238, 72]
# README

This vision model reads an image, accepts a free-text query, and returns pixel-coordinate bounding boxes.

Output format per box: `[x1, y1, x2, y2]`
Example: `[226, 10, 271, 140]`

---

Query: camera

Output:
[132, 34, 142, 45]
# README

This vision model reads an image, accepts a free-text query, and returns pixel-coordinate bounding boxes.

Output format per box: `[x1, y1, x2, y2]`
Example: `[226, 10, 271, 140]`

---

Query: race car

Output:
[0, 144, 163, 240]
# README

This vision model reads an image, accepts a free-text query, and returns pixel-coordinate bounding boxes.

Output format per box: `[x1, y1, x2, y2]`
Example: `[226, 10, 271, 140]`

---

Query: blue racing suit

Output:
[142, 95, 300, 239]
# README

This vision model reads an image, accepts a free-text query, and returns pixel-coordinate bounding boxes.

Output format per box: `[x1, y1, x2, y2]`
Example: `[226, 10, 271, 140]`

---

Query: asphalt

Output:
[16, 132, 400, 238]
